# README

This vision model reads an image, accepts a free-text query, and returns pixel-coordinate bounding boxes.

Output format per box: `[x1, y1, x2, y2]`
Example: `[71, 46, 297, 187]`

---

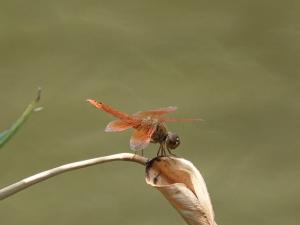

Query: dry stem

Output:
[0, 153, 147, 200]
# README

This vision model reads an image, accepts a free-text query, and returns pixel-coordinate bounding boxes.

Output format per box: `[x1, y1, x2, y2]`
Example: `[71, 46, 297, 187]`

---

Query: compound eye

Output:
[167, 133, 180, 149]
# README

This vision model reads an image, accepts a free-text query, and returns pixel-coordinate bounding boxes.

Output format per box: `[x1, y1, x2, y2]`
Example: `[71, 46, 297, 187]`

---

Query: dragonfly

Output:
[87, 99, 201, 156]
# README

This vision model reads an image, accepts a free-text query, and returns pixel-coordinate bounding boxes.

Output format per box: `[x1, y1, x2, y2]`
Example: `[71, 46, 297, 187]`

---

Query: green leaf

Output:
[0, 88, 42, 149]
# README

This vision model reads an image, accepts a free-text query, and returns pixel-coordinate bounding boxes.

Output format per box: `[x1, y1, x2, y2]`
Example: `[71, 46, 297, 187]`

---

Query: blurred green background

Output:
[0, 0, 299, 224]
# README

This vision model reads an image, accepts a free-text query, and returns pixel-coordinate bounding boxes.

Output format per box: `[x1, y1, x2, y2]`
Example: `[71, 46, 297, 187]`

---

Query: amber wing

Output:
[133, 106, 177, 118]
[105, 120, 134, 132]
[130, 124, 157, 151]
[161, 117, 203, 122]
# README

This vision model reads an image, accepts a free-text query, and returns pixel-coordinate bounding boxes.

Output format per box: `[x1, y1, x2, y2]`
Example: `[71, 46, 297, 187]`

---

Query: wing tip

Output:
[130, 140, 150, 152]
[104, 126, 114, 132]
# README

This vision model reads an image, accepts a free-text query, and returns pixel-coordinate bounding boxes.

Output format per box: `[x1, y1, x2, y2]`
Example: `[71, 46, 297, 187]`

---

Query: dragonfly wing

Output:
[105, 120, 133, 132]
[130, 125, 157, 151]
[162, 117, 203, 122]
[133, 106, 177, 118]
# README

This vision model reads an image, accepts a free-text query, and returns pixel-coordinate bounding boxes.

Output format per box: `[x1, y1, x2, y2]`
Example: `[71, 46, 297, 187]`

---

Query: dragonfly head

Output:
[166, 132, 180, 150]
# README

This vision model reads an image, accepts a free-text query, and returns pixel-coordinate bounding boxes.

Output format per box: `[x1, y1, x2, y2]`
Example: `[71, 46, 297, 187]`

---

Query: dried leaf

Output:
[146, 157, 216, 225]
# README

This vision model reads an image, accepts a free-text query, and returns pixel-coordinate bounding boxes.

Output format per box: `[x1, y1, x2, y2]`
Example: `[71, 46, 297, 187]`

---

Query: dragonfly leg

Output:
[166, 147, 176, 157]
[161, 144, 167, 157]
[157, 144, 162, 157]
[157, 144, 167, 157]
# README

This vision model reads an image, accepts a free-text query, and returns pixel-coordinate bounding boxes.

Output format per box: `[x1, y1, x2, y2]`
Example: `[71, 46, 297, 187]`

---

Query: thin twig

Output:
[0, 153, 147, 201]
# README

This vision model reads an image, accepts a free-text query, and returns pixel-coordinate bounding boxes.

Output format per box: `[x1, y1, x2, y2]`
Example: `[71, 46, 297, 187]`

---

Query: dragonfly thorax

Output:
[151, 123, 181, 156]
[151, 123, 180, 150]
[151, 123, 168, 144]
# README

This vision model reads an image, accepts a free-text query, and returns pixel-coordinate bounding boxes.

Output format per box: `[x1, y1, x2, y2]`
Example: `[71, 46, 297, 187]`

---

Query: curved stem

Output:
[0, 153, 147, 200]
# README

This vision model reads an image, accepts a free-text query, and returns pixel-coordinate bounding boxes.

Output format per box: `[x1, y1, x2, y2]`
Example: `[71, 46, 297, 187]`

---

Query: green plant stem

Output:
[0, 88, 41, 148]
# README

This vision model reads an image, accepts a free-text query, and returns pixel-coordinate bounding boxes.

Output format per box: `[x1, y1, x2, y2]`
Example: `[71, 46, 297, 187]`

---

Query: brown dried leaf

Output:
[145, 157, 216, 225]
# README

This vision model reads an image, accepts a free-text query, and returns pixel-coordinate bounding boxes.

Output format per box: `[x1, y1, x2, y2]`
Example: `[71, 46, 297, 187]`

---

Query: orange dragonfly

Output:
[87, 99, 201, 156]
